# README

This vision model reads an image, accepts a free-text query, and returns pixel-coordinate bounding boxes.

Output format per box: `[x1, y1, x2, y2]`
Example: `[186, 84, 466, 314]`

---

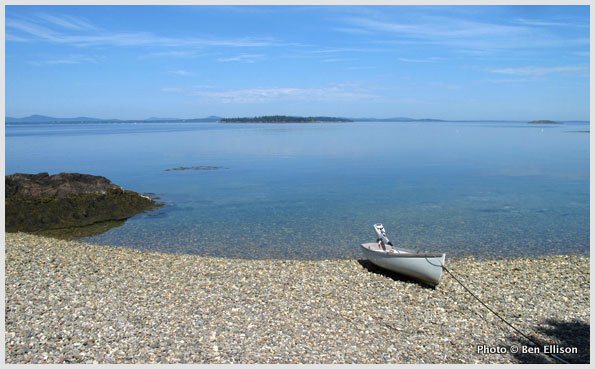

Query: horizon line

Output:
[4, 114, 590, 123]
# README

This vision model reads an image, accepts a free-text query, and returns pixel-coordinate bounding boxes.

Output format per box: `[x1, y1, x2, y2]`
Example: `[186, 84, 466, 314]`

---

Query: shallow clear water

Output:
[6, 121, 589, 259]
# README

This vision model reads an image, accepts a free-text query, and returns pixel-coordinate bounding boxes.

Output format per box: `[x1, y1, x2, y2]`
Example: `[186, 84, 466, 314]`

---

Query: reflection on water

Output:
[6, 121, 589, 259]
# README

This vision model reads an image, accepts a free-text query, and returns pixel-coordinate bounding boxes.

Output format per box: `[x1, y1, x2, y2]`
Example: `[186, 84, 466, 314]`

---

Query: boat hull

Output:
[360, 243, 445, 286]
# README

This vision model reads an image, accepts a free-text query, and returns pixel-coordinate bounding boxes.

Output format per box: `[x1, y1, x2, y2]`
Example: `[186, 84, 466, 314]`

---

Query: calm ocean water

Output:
[5, 121, 589, 259]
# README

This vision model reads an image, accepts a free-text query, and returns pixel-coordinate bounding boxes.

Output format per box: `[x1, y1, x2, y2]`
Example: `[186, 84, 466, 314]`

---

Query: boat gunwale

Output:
[360, 243, 445, 259]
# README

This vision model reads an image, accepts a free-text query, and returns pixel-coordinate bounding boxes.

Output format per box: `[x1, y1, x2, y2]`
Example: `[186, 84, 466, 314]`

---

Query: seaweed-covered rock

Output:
[6, 172, 159, 234]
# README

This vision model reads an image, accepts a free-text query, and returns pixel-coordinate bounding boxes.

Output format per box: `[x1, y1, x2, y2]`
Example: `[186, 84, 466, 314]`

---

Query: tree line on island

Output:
[220, 115, 352, 123]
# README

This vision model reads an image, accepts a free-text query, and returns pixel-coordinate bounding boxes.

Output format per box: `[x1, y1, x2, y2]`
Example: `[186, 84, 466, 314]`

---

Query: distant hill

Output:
[6, 115, 105, 123]
[221, 115, 352, 123]
[6, 115, 222, 123]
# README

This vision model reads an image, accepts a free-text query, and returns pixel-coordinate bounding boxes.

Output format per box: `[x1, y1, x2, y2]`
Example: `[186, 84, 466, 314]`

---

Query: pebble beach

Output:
[5, 233, 590, 364]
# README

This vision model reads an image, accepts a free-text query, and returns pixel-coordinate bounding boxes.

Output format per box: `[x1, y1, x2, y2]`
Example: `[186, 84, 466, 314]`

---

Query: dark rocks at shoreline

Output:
[5, 172, 160, 235]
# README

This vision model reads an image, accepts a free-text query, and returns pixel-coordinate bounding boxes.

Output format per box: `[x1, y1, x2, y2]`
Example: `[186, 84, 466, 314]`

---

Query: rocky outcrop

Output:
[7, 172, 118, 198]
[6, 172, 160, 234]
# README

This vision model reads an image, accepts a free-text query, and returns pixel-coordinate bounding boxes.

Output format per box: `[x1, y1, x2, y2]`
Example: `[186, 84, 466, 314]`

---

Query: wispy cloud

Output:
[429, 82, 461, 90]
[309, 47, 385, 54]
[332, 27, 374, 35]
[144, 50, 203, 58]
[163, 83, 378, 103]
[37, 13, 97, 31]
[321, 58, 356, 63]
[399, 57, 444, 63]
[346, 16, 524, 40]
[7, 15, 278, 49]
[5, 34, 30, 42]
[339, 13, 588, 54]
[344, 66, 376, 70]
[489, 65, 587, 76]
[484, 78, 540, 84]
[217, 54, 264, 63]
[160, 87, 184, 93]
[27, 54, 99, 66]
[514, 18, 588, 28]
[168, 69, 195, 76]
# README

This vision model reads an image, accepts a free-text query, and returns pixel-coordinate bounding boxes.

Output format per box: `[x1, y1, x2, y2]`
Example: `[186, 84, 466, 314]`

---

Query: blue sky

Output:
[5, 5, 590, 120]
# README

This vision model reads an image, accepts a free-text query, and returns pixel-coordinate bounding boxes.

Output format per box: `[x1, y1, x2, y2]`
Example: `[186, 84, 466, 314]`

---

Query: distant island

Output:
[220, 115, 352, 123]
[528, 120, 560, 124]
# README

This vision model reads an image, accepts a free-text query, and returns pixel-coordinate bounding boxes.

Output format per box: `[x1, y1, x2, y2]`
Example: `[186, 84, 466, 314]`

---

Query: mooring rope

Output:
[441, 264, 570, 364]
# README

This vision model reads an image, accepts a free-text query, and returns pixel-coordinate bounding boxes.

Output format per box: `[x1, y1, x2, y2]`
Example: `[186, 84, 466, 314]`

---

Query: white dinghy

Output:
[360, 224, 446, 286]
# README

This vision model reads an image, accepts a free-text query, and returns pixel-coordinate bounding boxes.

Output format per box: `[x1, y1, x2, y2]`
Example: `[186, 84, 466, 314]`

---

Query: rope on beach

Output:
[441, 265, 570, 364]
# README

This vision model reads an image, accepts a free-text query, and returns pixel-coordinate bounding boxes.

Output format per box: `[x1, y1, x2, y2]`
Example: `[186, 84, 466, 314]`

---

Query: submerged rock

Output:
[528, 120, 560, 124]
[164, 166, 224, 171]
[5, 172, 160, 234]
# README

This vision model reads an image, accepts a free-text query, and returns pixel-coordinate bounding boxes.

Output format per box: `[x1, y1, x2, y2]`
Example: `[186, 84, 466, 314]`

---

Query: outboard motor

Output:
[373, 223, 393, 249]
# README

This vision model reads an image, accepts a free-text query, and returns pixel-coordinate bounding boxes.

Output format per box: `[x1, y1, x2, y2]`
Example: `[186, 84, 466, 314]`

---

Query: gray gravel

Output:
[5, 233, 589, 364]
